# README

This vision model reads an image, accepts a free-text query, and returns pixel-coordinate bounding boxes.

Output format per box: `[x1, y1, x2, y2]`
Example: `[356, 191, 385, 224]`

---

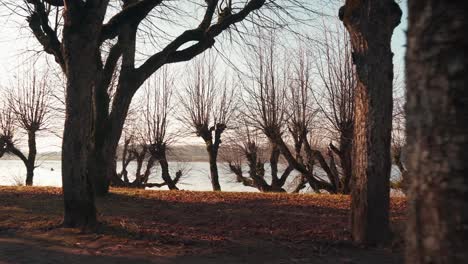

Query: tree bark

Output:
[89, 79, 136, 195]
[405, 1, 468, 263]
[61, 4, 108, 228]
[339, 0, 402, 245]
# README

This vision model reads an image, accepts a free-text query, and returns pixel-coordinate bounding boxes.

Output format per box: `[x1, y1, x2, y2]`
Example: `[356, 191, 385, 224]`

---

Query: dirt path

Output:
[0, 186, 406, 263]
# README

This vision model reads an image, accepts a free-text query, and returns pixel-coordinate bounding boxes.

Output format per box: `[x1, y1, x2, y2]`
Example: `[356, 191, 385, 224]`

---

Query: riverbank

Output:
[0, 186, 406, 263]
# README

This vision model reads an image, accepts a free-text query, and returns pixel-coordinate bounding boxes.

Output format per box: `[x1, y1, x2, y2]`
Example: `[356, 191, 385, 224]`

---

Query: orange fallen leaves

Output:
[0, 186, 406, 246]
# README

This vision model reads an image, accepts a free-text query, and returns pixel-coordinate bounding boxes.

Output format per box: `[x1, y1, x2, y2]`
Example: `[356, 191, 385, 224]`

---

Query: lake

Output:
[0, 160, 298, 192]
[0, 159, 403, 193]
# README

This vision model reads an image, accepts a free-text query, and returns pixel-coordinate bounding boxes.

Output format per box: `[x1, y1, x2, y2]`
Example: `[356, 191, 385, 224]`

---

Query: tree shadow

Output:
[0, 235, 154, 264]
[0, 187, 404, 263]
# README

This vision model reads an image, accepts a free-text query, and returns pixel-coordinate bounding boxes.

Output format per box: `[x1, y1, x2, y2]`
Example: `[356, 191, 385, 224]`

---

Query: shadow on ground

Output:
[0, 186, 406, 263]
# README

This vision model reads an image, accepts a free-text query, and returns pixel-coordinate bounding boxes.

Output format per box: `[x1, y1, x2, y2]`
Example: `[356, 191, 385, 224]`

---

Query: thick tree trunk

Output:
[88, 151, 111, 196]
[90, 59, 113, 195]
[340, 0, 401, 245]
[90, 13, 138, 195]
[62, 67, 97, 228]
[90, 84, 135, 195]
[61, 7, 107, 228]
[405, 1, 468, 263]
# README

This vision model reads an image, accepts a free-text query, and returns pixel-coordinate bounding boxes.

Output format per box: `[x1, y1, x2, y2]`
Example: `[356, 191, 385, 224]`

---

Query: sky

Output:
[0, 0, 408, 153]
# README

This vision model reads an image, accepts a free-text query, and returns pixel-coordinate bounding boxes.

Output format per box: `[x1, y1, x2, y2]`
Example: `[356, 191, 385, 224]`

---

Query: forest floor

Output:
[0, 186, 406, 264]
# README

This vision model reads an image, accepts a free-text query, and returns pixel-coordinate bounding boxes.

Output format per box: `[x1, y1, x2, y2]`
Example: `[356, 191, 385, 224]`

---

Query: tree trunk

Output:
[90, 84, 136, 195]
[269, 143, 281, 190]
[25, 165, 34, 186]
[339, 0, 402, 245]
[25, 130, 37, 186]
[61, 8, 106, 228]
[62, 68, 97, 228]
[405, 1, 468, 263]
[88, 150, 111, 196]
[90, 12, 139, 195]
[207, 145, 221, 191]
[142, 155, 156, 185]
[159, 156, 178, 190]
[340, 127, 353, 194]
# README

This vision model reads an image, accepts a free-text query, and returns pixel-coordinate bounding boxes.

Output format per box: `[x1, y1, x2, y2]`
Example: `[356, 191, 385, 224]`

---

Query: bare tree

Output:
[240, 31, 296, 192]
[0, 0, 312, 227]
[0, 103, 15, 158]
[223, 116, 293, 192]
[116, 75, 184, 190]
[142, 69, 180, 190]
[0, 70, 51, 186]
[127, 137, 154, 186]
[339, 0, 402, 245]
[118, 131, 135, 184]
[284, 46, 339, 193]
[242, 31, 338, 193]
[405, 1, 468, 263]
[180, 55, 236, 191]
[391, 94, 407, 191]
[314, 22, 356, 194]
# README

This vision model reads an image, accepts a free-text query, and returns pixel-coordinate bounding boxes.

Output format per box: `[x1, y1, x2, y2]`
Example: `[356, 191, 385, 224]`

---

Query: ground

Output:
[0, 186, 406, 263]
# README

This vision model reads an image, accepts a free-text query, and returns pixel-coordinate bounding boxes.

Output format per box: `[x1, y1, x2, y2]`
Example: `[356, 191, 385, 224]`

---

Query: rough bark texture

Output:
[89, 20, 138, 196]
[20, 0, 268, 228]
[61, 3, 108, 228]
[339, 0, 402, 245]
[405, 1, 468, 263]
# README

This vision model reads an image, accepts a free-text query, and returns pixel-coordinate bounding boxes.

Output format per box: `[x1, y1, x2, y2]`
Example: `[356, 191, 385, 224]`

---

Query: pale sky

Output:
[0, 1, 408, 153]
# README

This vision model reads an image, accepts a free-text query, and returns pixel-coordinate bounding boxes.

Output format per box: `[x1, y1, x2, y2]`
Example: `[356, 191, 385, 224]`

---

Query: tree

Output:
[0, 70, 51, 186]
[314, 23, 356, 194]
[242, 31, 338, 193]
[405, 1, 468, 263]
[142, 70, 180, 190]
[179, 56, 236, 191]
[240, 35, 293, 192]
[223, 117, 293, 192]
[0, 0, 293, 228]
[391, 95, 407, 191]
[339, 0, 402, 244]
[115, 75, 184, 189]
[0, 104, 15, 159]
[117, 132, 135, 184]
